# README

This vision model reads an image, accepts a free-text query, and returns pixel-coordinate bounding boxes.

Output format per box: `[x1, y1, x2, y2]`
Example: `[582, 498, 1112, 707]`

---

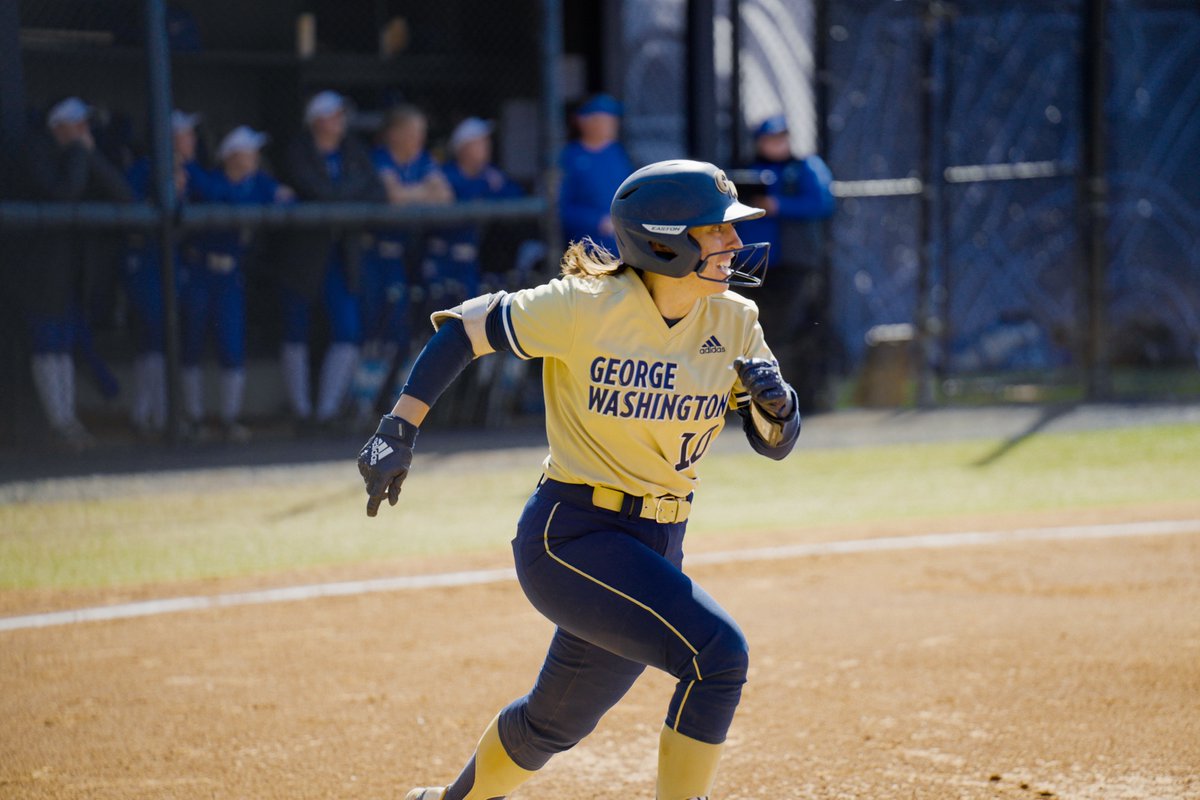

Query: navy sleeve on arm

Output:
[484, 299, 515, 355]
[737, 401, 801, 461]
[399, 318, 476, 406]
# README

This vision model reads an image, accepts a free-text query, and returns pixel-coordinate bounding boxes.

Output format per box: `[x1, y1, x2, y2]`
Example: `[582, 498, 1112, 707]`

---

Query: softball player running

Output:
[357, 160, 800, 800]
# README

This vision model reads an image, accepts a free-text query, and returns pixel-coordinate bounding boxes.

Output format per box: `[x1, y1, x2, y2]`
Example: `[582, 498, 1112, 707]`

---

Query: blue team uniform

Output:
[431, 162, 523, 303]
[183, 169, 285, 370]
[557, 140, 634, 254]
[734, 154, 835, 267]
[122, 157, 206, 354]
[363, 147, 444, 345]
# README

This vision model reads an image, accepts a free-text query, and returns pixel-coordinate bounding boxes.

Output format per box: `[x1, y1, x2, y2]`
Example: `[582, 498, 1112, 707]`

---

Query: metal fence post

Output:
[730, 0, 744, 167]
[1081, 0, 1110, 399]
[914, 1, 946, 408]
[144, 0, 182, 442]
[687, 0, 717, 163]
[0, 0, 27, 447]
[541, 0, 564, 271]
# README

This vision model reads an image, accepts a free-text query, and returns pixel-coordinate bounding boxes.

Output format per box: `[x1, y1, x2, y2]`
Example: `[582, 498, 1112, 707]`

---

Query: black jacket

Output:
[13, 135, 132, 317]
[277, 133, 386, 300]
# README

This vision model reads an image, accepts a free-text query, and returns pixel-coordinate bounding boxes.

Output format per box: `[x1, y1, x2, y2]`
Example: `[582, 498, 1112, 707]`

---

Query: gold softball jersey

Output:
[498, 269, 775, 500]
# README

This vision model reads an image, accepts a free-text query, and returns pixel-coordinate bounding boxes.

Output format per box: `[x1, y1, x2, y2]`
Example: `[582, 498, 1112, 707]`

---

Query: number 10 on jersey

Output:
[675, 424, 720, 471]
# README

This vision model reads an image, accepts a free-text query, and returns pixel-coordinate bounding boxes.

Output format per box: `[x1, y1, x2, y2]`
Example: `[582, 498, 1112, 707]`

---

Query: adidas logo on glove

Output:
[368, 437, 394, 465]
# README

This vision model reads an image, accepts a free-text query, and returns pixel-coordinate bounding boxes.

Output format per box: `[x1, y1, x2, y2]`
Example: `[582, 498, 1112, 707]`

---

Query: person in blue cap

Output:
[435, 117, 523, 302]
[736, 113, 835, 411]
[557, 93, 634, 254]
[280, 91, 387, 430]
[123, 109, 207, 438]
[181, 126, 294, 441]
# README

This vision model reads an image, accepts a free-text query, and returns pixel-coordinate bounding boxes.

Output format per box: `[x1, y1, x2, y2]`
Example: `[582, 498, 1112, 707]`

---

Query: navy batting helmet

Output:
[610, 159, 770, 287]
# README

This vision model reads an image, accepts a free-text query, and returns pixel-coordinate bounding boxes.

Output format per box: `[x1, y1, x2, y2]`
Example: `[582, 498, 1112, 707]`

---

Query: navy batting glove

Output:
[357, 415, 419, 518]
[733, 357, 796, 420]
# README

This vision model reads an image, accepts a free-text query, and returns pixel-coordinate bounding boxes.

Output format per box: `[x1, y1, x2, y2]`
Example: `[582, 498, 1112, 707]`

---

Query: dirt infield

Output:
[3, 509, 1198, 800]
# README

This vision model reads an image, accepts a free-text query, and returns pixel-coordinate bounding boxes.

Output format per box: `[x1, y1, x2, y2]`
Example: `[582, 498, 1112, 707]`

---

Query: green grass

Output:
[2, 423, 1198, 592]
[834, 367, 1200, 411]
[695, 423, 1200, 534]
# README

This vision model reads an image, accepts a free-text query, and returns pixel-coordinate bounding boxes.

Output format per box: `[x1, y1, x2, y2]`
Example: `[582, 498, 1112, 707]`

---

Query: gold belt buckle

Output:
[654, 496, 680, 523]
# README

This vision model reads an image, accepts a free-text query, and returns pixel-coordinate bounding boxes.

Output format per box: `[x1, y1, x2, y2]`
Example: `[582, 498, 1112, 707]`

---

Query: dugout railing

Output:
[0, 0, 564, 446]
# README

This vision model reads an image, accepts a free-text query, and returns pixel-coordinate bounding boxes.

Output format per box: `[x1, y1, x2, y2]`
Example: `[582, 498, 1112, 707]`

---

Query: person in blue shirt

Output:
[352, 106, 454, 420]
[367, 105, 452, 350]
[435, 117, 522, 302]
[183, 126, 294, 441]
[737, 114, 836, 411]
[557, 93, 634, 255]
[123, 109, 206, 438]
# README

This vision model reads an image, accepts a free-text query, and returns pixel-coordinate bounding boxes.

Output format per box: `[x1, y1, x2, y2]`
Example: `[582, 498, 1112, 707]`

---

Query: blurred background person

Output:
[557, 93, 633, 255]
[372, 104, 453, 208]
[352, 105, 453, 421]
[123, 109, 205, 438]
[371, 104, 453, 334]
[366, 104, 452, 345]
[280, 91, 386, 430]
[435, 116, 522, 302]
[20, 97, 132, 449]
[438, 116, 539, 426]
[181, 126, 294, 442]
[737, 114, 836, 412]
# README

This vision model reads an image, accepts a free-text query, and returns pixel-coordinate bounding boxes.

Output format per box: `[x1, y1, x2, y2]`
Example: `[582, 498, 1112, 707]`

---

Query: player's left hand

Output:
[733, 357, 796, 420]
[357, 415, 419, 517]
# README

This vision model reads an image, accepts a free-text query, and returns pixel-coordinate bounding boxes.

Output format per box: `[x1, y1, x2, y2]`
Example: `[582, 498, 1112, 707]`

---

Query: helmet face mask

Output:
[695, 242, 770, 288]
[610, 159, 772, 287]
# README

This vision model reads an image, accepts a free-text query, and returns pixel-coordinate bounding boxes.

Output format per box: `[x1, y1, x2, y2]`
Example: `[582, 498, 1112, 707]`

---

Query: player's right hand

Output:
[733, 357, 796, 420]
[357, 415, 419, 517]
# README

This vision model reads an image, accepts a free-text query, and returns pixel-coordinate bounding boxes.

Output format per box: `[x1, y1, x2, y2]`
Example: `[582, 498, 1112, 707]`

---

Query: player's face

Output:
[223, 149, 260, 181]
[456, 136, 490, 170]
[578, 112, 619, 143]
[312, 109, 347, 143]
[386, 118, 426, 156]
[691, 223, 744, 292]
[50, 120, 88, 147]
[173, 127, 196, 162]
[756, 132, 791, 162]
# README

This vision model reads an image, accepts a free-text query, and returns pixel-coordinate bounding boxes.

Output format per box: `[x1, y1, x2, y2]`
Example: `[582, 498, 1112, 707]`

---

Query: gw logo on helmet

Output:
[713, 169, 737, 199]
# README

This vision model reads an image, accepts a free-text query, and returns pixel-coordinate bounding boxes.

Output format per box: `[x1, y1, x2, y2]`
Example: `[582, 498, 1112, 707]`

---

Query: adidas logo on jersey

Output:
[699, 335, 726, 354]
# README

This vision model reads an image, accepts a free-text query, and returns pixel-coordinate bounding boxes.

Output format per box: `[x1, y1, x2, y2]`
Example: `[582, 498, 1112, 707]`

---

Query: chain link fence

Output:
[1, 0, 556, 446]
[4, 0, 1199, 449]
[819, 0, 1200, 404]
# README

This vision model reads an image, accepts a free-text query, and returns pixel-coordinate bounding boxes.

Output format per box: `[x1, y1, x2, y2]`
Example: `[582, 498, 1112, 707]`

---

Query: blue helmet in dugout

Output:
[610, 159, 771, 287]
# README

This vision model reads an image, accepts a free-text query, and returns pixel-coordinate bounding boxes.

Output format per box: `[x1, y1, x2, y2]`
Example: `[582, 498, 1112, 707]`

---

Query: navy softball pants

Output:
[497, 479, 749, 771]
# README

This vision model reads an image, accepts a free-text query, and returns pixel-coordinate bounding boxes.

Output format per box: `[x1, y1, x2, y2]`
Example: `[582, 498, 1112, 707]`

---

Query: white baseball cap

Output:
[449, 117, 494, 152]
[46, 97, 91, 128]
[217, 126, 269, 160]
[304, 90, 346, 124]
[171, 109, 201, 133]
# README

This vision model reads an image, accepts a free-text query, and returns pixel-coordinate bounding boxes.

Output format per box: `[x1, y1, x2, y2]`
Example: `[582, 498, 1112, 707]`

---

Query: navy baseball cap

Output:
[754, 114, 789, 137]
[577, 93, 623, 118]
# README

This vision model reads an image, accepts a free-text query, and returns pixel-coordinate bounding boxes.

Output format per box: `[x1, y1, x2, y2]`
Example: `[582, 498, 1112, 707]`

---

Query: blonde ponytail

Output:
[559, 238, 626, 279]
